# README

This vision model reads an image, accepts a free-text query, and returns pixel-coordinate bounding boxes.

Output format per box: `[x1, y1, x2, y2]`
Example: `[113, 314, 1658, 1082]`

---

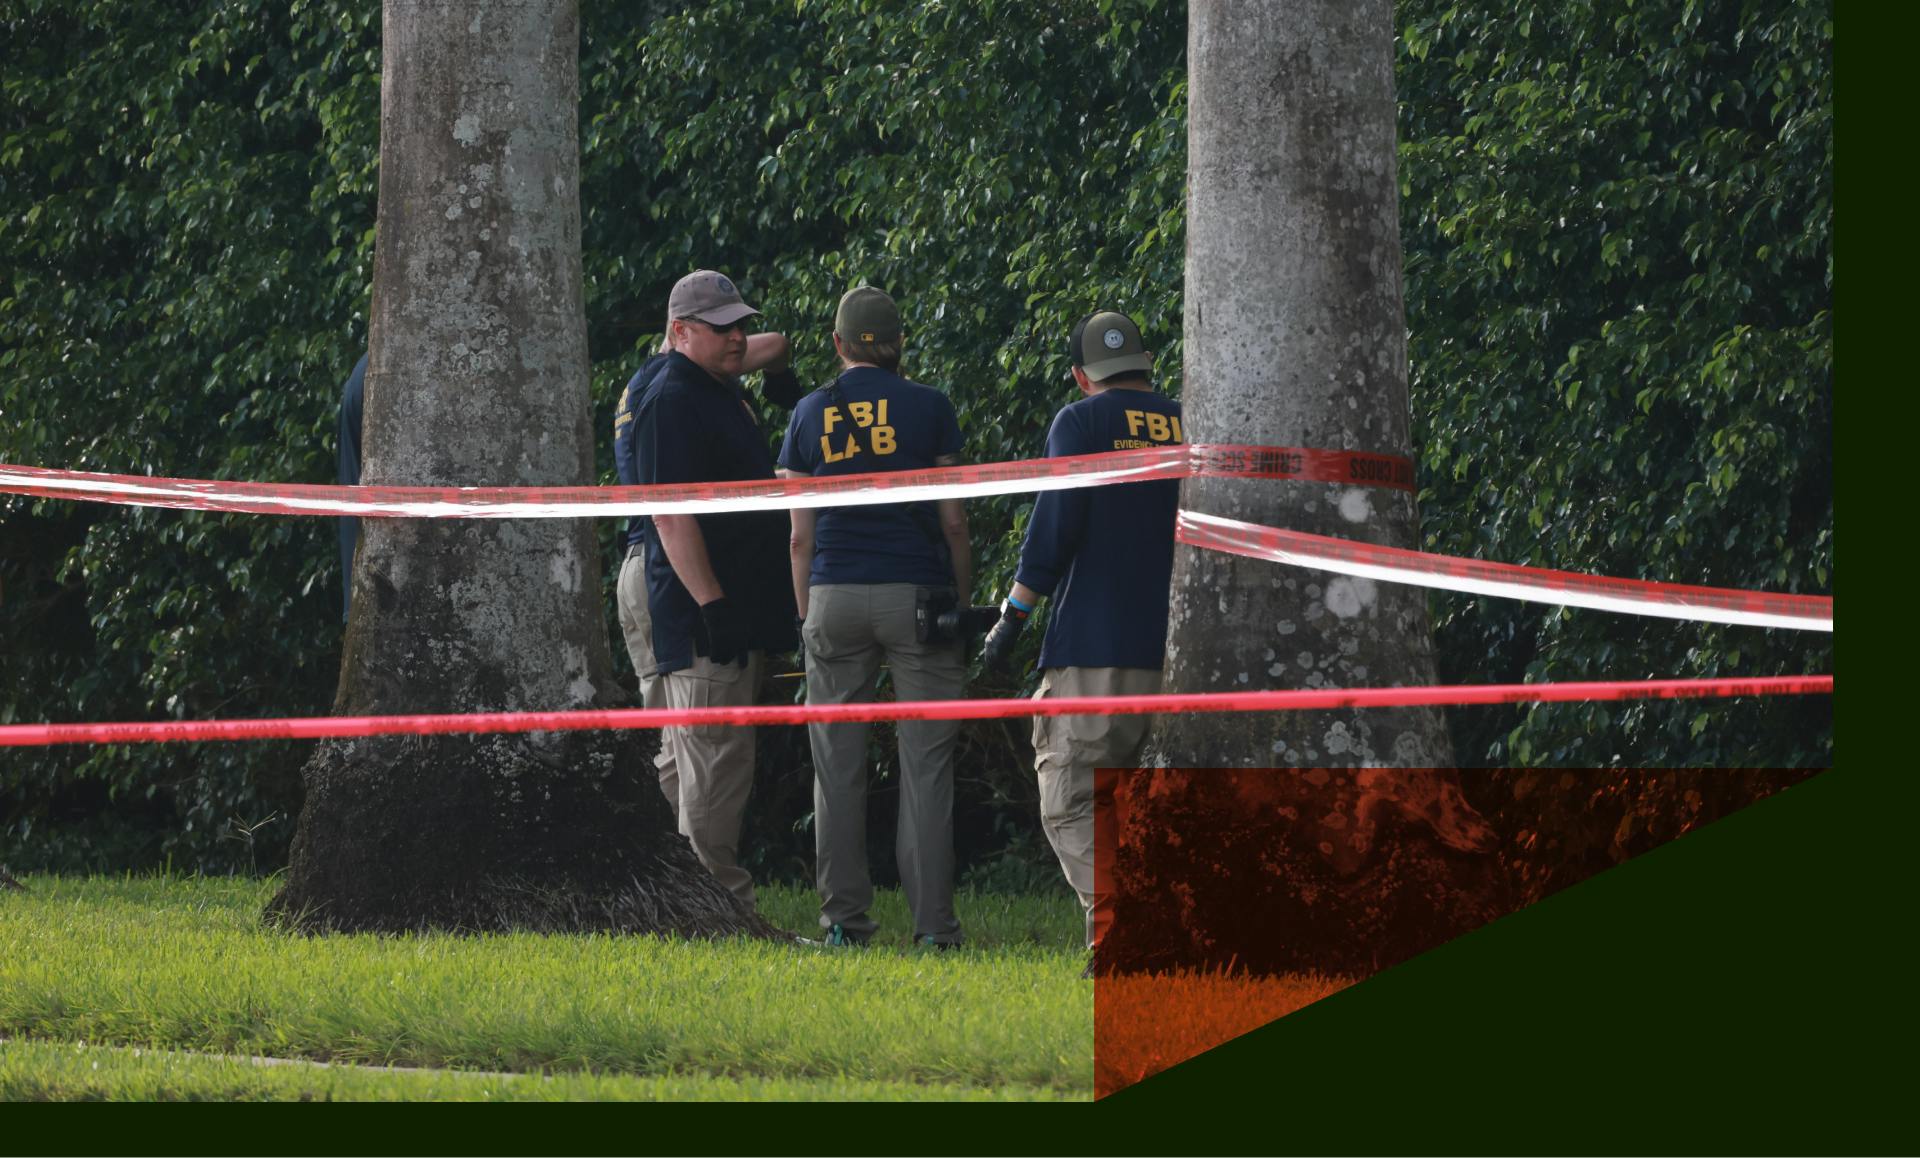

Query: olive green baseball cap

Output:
[668, 269, 759, 325]
[1069, 310, 1151, 381]
[834, 285, 902, 345]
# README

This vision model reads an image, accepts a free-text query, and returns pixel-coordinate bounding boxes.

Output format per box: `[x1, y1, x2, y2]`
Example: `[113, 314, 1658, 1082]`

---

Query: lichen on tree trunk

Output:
[266, 0, 772, 938]
[1120, 0, 1492, 971]
[1150, 0, 1454, 770]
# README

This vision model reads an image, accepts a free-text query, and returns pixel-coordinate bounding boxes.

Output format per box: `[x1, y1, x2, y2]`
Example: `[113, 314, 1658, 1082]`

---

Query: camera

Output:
[915, 588, 1001, 645]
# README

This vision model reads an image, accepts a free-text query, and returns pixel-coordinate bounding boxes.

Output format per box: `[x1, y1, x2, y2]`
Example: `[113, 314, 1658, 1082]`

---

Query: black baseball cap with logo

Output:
[1068, 310, 1151, 381]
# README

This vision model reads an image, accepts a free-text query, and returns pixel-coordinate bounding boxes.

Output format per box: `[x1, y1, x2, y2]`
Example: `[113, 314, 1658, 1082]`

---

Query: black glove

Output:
[978, 601, 1030, 673]
[694, 597, 751, 666]
[760, 366, 803, 410]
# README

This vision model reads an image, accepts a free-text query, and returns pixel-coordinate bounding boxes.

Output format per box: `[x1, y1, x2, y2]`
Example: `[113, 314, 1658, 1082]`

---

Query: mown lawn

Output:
[0, 875, 1090, 1101]
[0, 1036, 1065, 1102]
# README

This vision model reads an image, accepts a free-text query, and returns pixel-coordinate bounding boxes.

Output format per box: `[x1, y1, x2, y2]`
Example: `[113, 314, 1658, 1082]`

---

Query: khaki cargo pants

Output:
[1032, 666, 1160, 948]
[660, 650, 764, 907]
[803, 583, 965, 944]
[621, 543, 763, 907]
[615, 545, 677, 807]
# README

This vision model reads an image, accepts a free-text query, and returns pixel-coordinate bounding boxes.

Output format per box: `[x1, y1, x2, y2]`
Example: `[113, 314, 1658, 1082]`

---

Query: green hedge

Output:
[0, 0, 1830, 874]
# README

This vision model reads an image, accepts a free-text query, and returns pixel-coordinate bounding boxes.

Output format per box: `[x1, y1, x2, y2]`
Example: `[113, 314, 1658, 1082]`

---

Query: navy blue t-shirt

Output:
[1015, 388, 1184, 670]
[777, 366, 963, 587]
[631, 352, 797, 672]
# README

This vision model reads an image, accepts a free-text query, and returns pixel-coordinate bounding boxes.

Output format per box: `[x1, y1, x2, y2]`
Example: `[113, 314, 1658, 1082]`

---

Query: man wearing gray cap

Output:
[625, 269, 798, 907]
[615, 302, 798, 821]
[776, 286, 970, 949]
[978, 310, 1182, 962]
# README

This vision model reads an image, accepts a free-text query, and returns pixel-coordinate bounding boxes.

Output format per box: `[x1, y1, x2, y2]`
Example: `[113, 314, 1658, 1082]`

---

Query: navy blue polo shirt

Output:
[776, 366, 963, 587]
[1015, 387, 1184, 670]
[616, 355, 802, 548]
[613, 354, 668, 548]
[631, 352, 797, 672]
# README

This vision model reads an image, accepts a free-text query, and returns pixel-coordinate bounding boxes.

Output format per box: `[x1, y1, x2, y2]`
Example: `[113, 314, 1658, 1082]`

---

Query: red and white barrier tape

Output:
[0, 676, 1832, 747]
[0, 444, 1410, 520]
[1178, 511, 1833, 633]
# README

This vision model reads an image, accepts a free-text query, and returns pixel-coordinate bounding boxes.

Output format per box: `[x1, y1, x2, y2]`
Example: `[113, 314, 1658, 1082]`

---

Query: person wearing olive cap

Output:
[776, 286, 970, 949]
[615, 302, 798, 821]
[978, 310, 1183, 956]
[626, 269, 799, 907]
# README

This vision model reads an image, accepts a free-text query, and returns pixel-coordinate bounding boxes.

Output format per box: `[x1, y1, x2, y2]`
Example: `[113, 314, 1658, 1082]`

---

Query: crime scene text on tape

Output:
[0, 676, 1832, 747]
[1177, 510, 1832, 633]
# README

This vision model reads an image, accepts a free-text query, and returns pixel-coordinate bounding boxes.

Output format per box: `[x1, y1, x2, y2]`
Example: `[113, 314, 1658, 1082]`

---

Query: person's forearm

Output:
[653, 514, 724, 604]
[1010, 488, 1084, 600]
[936, 495, 971, 602]
[788, 530, 814, 618]
[743, 332, 791, 374]
[1008, 580, 1043, 607]
[779, 471, 815, 617]
[944, 525, 972, 605]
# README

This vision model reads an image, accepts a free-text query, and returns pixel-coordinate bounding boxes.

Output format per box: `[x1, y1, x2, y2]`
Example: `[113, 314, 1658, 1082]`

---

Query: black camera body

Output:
[915, 588, 1001, 645]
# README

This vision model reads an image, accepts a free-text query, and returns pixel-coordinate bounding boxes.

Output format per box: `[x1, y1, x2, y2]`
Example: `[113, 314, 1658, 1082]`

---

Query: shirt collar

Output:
[666, 350, 733, 391]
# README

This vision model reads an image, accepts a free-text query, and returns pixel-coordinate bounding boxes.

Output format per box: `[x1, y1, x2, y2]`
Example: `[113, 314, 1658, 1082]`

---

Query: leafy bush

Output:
[1398, 0, 1832, 766]
[1, 0, 1830, 873]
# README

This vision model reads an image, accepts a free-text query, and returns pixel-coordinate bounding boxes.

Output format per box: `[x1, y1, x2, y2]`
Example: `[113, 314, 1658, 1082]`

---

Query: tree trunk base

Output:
[264, 731, 779, 941]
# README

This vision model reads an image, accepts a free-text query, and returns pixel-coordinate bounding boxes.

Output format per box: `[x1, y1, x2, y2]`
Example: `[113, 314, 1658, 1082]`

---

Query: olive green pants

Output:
[803, 583, 965, 944]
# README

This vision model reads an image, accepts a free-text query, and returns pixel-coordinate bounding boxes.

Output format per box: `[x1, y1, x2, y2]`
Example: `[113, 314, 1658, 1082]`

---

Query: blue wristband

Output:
[1006, 595, 1034, 615]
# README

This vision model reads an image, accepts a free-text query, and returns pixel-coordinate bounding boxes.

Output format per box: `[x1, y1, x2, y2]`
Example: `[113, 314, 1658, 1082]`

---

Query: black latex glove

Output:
[978, 602, 1030, 673]
[694, 597, 751, 666]
[761, 366, 803, 410]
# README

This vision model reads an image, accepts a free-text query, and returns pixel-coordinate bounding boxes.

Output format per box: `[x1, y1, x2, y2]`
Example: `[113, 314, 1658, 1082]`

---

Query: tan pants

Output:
[803, 583, 965, 943]
[1032, 666, 1160, 948]
[615, 547, 678, 810]
[660, 650, 765, 907]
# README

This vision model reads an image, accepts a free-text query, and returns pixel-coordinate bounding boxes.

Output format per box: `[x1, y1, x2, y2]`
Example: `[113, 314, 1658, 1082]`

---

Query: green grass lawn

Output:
[0, 1037, 1066, 1102]
[0, 875, 1090, 1101]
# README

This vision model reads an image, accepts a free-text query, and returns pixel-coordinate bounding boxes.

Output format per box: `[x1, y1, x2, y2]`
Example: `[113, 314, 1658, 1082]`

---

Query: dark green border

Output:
[1105, 770, 1893, 1153]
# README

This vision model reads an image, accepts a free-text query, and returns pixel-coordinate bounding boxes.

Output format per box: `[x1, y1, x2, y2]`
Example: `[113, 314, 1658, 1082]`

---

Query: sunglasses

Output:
[680, 317, 753, 335]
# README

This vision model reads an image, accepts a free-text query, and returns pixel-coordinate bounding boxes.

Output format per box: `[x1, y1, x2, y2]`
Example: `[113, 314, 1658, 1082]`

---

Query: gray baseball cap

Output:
[668, 269, 760, 326]
[1069, 310, 1151, 381]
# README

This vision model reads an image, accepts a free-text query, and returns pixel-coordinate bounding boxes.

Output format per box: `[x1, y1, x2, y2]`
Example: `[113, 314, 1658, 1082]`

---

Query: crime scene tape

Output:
[0, 444, 1410, 520]
[0, 676, 1832, 747]
[1178, 510, 1833, 633]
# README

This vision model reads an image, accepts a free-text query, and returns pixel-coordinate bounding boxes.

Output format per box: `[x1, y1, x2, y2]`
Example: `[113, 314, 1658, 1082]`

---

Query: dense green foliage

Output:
[1, 0, 379, 870]
[1, 0, 1831, 873]
[1399, 0, 1832, 766]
